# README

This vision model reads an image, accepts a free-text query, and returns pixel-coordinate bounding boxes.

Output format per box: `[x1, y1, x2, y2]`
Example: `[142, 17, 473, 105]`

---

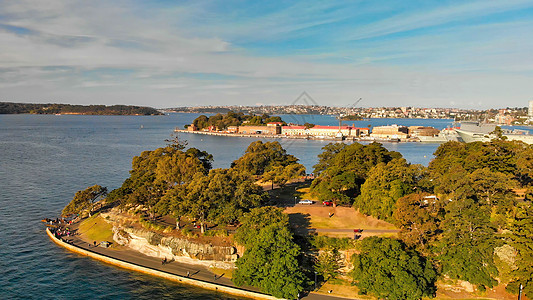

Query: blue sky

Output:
[1, 0, 532, 109]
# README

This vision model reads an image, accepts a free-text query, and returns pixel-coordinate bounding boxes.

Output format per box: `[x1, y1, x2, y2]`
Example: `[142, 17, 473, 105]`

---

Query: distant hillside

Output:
[0, 102, 162, 115]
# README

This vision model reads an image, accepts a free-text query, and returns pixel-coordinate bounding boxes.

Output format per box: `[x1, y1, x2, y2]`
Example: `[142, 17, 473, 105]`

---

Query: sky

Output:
[1, 0, 533, 109]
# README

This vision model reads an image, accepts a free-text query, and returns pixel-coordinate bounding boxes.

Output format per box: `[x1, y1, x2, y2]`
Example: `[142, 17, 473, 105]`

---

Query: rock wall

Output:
[102, 210, 237, 269]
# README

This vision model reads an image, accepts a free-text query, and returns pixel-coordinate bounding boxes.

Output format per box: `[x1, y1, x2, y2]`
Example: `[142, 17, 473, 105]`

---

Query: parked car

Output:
[323, 201, 333, 206]
[298, 199, 314, 205]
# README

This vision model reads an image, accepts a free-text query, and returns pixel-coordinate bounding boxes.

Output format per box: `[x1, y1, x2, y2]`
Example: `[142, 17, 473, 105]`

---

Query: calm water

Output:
[0, 113, 451, 299]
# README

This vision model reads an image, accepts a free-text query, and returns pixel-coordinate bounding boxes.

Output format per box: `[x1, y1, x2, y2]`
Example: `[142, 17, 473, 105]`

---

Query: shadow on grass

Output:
[288, 212, 312, 236]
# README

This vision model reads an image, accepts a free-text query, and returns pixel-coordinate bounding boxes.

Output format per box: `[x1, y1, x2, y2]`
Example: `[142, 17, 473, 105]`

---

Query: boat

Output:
[418, 127, 461, 143]
[455, 122, 533, 144]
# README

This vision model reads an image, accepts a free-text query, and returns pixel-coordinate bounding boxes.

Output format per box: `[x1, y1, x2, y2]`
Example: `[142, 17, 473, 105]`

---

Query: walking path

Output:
[46, 227, 352, 300]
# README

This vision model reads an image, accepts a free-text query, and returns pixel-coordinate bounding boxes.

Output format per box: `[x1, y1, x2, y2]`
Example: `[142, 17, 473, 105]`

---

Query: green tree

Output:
[354, 158, 421, 222]
[193, 114, 209, 129]
[62, 185, 108, 216]
[231, 141, 302, 176]
[233, 207, 307, 298]
[263, 163, 306, 188]
[107, 144, 212, 214]
[311, 142, 401, 205]
[431, 164, 475, 201]
[516, 146, 533, 185]
[468, 168, 517, 212]
[315, 247, 343, 282]
[350, 236, 437, 300]
[178, 169, 267, 232]
[506, 204, 533, 298]
[312, 143, 346, 175]
[436, 198, 499, 289]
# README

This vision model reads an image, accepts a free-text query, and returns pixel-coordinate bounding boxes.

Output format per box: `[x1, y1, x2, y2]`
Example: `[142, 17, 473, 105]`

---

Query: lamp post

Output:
[294, 196, 297, 206]
[519, 283, 523, 300]
[314, 271, 318, 291]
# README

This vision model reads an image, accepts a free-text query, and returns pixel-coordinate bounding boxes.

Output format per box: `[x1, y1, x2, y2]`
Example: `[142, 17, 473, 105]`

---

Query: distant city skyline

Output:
[1, 1, 533, 109]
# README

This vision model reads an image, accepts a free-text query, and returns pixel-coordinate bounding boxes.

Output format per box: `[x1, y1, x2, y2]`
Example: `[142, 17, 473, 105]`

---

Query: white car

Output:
[298, 199, 314, 205]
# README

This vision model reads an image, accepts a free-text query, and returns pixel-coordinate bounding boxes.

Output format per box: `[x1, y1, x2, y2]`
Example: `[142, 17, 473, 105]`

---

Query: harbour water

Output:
[0, 113, 452, 299]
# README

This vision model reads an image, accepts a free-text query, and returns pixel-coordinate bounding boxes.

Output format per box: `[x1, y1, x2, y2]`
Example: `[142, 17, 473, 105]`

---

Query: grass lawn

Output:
[285, 205, 396, 230]
[316, 278, 373, 299]
[78, 213, 114, 243]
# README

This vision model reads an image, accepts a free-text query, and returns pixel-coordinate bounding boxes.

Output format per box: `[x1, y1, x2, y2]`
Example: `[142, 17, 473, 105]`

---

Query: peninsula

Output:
[0, 102, 162, 115]
[47, 138, 532, 300]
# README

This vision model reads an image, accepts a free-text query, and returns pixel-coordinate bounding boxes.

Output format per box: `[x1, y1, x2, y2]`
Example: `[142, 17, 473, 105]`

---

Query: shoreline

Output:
[45, 228, 279, 300]
[174, 129, 425, 143]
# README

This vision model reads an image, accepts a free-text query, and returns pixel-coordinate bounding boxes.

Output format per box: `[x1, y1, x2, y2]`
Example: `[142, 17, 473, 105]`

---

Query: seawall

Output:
[46, 228, 280, 300]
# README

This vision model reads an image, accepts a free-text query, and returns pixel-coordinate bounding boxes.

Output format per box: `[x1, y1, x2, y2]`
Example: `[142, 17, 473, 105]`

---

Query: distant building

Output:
[226, 126, 239, 133]
[408, 126, 440, 137]
[495, 114, 514, 125]
[239, 125, 279, 134]
[187, 124, 198, 131]
[281, 125, 369, 137]
[371, 125, 409, 139]
[266, 122, 282, 134]
[309, 125, 366, 137]
[282, 125, 307, 136]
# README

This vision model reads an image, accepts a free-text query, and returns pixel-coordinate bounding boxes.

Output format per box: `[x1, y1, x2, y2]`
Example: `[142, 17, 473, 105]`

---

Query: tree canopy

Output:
[191, 111, 285, 130]
[436, 198, 499, 288]
[350, 236, 437, 300]
[354, 158, 421, 222]
[105, 140, 269, 231]
[311, 142, 402, 205]
[506, 204, 533, 298]
[231, 141, 306, 187]
[0, 102, 161, 115]
[233, 207, 307, 299]
[62, 185, 108, 216]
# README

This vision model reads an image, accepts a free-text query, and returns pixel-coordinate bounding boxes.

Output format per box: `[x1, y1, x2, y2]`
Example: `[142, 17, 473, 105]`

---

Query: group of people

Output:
[49, 226, 74, 244]
[43, 217, 73, 226]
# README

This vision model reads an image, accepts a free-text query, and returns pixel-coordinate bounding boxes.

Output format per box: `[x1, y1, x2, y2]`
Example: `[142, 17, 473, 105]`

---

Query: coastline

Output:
[174, 129, 424, 143]
[45, 228, 279, 300]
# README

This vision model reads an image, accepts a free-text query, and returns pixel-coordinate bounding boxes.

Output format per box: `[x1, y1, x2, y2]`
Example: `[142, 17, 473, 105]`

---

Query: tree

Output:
[468, 168, 517, 210]
[436, 198, 499, 289]
[263, 163, 306, 189]
[315, 247, 342, 282]
[233, 207, 307, 298]
[506, 204, 533, 298]
[350, 236, 437, 300]
[354, 158, 421, 222]
[106, 144, 212, 215]
[431, 164, 475, 201]
[516, 146, 533, 185]
[311, 142, 401, 205]
[231, 141, 303, 177]
[312, 143, 346, 175]
[193, 114, 209, 129]
[394, 193, 440, 250]
[178, 169, 268, 232]
[190, 111, 285, 130]
[234, 207, 288, 246]
[62, 185, 108, 216]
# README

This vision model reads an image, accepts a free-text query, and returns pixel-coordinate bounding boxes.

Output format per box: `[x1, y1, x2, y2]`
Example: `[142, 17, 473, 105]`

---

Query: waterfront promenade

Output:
[174, 129, 420, 143]
[46, 228, 352, 300]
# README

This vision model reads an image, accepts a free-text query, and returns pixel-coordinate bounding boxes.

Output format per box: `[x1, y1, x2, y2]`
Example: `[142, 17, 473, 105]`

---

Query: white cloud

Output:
[0, 0, 532, 109]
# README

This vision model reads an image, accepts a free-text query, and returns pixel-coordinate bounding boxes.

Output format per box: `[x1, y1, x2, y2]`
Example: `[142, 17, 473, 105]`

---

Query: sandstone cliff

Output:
[101, 209, 238, 269]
